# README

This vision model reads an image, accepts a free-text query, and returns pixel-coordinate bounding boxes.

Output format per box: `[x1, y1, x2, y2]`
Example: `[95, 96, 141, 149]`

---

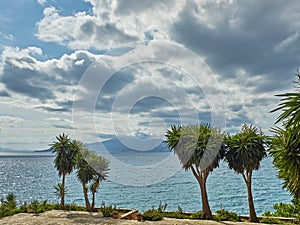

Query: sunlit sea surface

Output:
[0, 152, 291, 215]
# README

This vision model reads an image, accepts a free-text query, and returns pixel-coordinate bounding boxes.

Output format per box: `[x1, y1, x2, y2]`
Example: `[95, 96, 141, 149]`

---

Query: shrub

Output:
[142, 209, 164, 221]
[165, 211, 190, 219]
[99, 202, 116, 217]
[263, 202, 299, 218]
[142, 202, 167, 221]
[6, 193, 17, 209]
[0, 194, 18, 218]
[190, 211, 204, 219]
[214, 209, 242, 222]
[260, 217, 281, 224]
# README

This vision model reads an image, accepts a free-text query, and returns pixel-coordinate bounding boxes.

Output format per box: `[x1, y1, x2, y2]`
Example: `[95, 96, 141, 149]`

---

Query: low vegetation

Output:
[263, 202, 299, 223]
[0, 193, 85, 218]
[141, 203, 241, 222]
[98, 201, 117, 217]
[214, 209, 242, 222]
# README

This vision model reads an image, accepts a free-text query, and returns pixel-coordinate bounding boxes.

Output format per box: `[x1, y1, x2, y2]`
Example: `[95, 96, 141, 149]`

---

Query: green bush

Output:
[142, 209, 164, 221]
[190, 211, 204, 219]
[263, 202, 298, 218]
[99, 202, 116, 217]
[6, 193, 17, 209]
[260, 217, 281, 224]
[165, 211, 190, 219]
[142, 202, 168, 221]
[214, 209, 242, 222]
[0, 194, 17, 218]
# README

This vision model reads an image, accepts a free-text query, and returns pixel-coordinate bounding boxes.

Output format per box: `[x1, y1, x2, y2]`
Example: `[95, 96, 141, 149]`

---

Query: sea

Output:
[0, 151, 291, 216]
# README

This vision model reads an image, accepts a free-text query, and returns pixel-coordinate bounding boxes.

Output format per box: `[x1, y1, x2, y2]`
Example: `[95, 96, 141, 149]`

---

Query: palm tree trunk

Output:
[199, 179, 213, 219]
[192, 167, 212, 219]
[82, 183, 91, 211]
[91, 192, 95, 210]
[245, 172, 259, 222]
[61, 174, 65, 209]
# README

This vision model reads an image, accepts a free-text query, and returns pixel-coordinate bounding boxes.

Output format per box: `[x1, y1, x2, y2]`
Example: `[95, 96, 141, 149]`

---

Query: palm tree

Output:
[87, 155, 109, 210]
[73, 140, 109, 211]
[75, 155, 94, 211]
[165, 124, 224, 219]
[50, 133, 77, 209]
[224, 124, 266, 222]
[270, 74, 300, 203]
[270, 125, 300, 202]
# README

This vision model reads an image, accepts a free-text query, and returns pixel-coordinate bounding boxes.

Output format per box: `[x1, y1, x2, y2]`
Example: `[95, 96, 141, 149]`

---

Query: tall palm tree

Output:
[165, 124, 224, 219]
[224, 124, 266, 222]
[50, 133, 77, 209]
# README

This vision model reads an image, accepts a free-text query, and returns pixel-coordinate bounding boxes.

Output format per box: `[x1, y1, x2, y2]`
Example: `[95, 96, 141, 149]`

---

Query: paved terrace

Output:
[0, 210, 268, 225]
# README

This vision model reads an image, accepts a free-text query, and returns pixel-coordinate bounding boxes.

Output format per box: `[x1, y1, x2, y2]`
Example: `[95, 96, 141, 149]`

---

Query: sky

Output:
[0, 0, 300, 150]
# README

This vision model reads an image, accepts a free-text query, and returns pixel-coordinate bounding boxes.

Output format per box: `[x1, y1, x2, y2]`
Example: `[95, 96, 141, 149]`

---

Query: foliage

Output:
[142, 203, 205, 221]
[73, 141, 110, 211]
[165, 124, 225, 219]
[5, 193, 17, 209]
[50, 133, 78, 209]
[260, 217, 281, 224]
[164, 206, 190, 219]
[263, 202, 299, 220]
[214, 209, 242, 222]
[99, 202, 117, 217]
[0, 193, 17, 218]
[224, 124, 266, 222]
[54, 183, 67, 199]
[270, 126, 300, 201]
[142, 202, 167, 221]
[270, 73, 300, 203]
[224, 124, 266, 174]
[0, 193, 92, 218]
[190, 211, 204, 219]
[142, 209, 164, 221]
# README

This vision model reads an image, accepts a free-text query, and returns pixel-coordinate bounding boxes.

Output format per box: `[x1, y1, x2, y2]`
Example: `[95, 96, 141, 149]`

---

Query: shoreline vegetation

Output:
[0, 194, 298, 224]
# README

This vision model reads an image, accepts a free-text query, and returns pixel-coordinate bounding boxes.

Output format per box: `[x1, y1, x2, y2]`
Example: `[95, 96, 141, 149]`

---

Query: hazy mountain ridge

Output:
[7, 137, 169, 153]
[88, 137, 169, 154]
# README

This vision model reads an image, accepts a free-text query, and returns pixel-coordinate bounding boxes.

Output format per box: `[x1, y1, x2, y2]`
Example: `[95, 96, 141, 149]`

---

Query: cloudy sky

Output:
[0, 0, 299, 150]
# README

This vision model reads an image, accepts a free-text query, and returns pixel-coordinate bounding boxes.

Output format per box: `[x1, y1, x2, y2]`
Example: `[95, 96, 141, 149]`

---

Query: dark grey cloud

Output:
[171, 1, 300, 91]
[1, 66, 54, 100]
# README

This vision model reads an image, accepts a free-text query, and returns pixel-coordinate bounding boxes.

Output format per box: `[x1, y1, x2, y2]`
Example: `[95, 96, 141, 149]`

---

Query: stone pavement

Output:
[0, 210, 263, 225]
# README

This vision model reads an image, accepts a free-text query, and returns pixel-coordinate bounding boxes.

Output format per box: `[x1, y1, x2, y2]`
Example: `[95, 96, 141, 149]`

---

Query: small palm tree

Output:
[224, 124, 266, 222]
[87, 155, 109, 210]
[73, 140, 109, 211]
[50, 133, 77, 209]
[165, 124, 224, 219]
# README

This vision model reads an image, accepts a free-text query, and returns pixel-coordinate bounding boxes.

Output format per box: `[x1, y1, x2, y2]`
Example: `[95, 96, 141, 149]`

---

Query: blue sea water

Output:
[0, 152, 291, 215]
